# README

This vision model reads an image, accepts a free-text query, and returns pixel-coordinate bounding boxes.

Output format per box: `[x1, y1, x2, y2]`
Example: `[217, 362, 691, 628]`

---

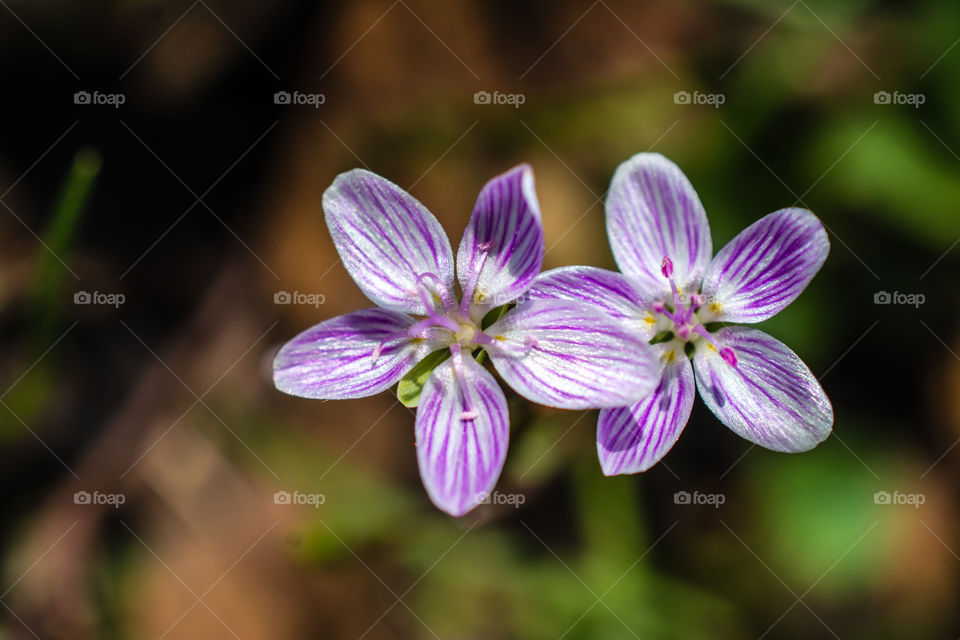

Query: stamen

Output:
[459, 241, 493, 315]
[414, 272, 455, 310]
[409, 314, 460, 336]
[692, 324, 713, 342]
[720, 347, 738, 367]
[669, 279, 684, 314]
[371, 330, 411, 364]
[471, 331, 497, 346]
[661, 256, 674, 278]
[449, 344, 481, 422]
[412, 284, 436, 316]
[653, 301, 681, 325]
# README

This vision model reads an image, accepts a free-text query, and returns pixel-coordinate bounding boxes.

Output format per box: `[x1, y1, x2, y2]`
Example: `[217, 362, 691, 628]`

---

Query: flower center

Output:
[454, 322, 477, 344]
[652, 256, 736, 366]
[402, 272, 497, 351]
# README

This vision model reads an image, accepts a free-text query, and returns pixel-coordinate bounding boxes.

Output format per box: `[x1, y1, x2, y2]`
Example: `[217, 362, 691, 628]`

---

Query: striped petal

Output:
[525, 266, 660, 344]
[526, 266, 651, 321]
[605, 153, 712, 300]
[457, 164, 544, 313]
[700, 208, 829, 323]
[693, 326, 833, 452]
[323, 169, 454, 315]
[597, 358, 695, 475]
[415, 350, 509, 516]
[485, 299, 661, 410]
[273, 308, 436, 400]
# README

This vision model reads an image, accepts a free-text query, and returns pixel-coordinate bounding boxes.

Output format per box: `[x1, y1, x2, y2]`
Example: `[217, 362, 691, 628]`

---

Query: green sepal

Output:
[397, 349, 451, 408]
[481, 303, 511, 329]
[649, 330, 675, 345]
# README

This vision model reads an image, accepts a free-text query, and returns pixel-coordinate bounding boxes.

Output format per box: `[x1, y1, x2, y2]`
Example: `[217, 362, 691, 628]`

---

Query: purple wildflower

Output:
[273, 165, 660, 514]
[526, 153, 834, 475]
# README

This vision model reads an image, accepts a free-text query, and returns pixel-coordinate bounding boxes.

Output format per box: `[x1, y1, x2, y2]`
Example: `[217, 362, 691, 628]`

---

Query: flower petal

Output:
[324, 169, 455, 314]
[525, 266, 651, 321]
[700, 208, 829, 323]
[597, 359, 695, 475]
[273, 308, 434, 400]
[486, 299, 661, 410]
[457, 164, 544, 313]
[415, 352, 510, 516]
[693, 326, 833, 452]
[605, 153, 712, 300]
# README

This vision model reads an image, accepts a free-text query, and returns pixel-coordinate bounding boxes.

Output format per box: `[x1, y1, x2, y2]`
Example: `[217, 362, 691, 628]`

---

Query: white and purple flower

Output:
[273, 165, 660, 515]
[526, 153, 834, 475]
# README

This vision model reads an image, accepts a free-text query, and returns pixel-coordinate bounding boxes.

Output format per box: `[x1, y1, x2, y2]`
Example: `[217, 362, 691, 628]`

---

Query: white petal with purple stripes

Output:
[415, 352, 509, 516]
[605, 153, 712, 300]
[485, 299, 661, 410]
[273, 308, 435, 400]
[457, 164, 544, 313]
[693, 326, 833, 452]
[323, 169, 455, 315]
[526, 266, 651, 322]
[700, 208, 829, 323]
[597, 358, 695, 475]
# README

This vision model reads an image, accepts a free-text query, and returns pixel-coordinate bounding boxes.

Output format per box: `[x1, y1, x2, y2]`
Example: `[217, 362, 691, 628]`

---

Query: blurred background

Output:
[0, 0, 958, 637]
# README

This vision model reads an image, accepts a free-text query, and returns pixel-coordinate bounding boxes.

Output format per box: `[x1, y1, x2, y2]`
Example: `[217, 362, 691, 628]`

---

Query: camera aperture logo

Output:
[473, 90, 525, 108]
[475, 491, 525, 508]
[874, 490, 925, 508]
[873, 290, 924, 308]
[274, 490, 325, 508]
[74, 290, 125, 308]
[674, 90, 725, 108]
[74, 490, 126, 508]
[873, 90, 924, 108]
[74, 90, 126, 108]
[674, 490, 725, 508]
[274, 290, 325, 308]
[274, 91, 325, 108]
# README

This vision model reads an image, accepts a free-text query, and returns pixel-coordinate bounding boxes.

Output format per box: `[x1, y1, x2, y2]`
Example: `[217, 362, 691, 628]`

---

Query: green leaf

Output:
[397, 349, 450, 407]
[32, 147, 101, 345]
